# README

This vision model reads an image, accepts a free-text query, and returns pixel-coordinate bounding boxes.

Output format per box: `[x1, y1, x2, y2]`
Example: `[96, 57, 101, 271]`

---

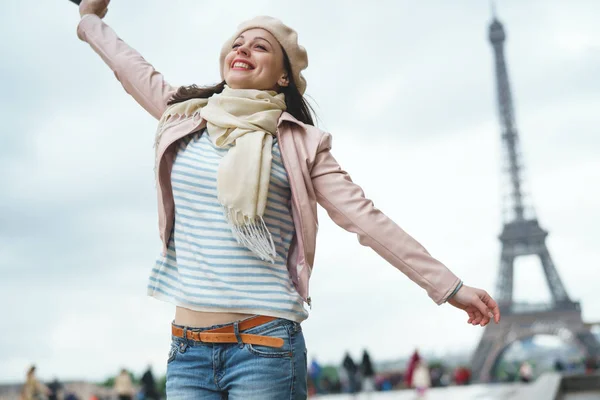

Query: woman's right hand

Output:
[447, 284, 501, 326]
[79, 0, 110, 19]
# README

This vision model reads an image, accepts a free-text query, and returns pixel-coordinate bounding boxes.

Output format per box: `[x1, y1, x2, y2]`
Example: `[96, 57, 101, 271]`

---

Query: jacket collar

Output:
[277, 111, 305, 128]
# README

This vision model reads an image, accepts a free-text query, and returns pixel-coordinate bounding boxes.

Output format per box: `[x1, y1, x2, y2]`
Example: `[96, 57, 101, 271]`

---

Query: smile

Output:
[231, 60, 255, 70]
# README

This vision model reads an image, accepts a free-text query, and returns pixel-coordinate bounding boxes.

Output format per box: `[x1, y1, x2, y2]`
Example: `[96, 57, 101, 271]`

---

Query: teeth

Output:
[233, 62, 252, 69]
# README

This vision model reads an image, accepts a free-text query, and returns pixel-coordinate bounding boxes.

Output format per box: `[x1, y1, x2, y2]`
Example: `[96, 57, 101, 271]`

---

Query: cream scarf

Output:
[155, 86, 287, 262]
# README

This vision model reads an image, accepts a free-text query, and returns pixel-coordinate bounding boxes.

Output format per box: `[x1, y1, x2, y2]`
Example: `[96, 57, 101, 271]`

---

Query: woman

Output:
[412, 360, 432, 398]
[21, 366, 49, 400]
[404, 350, 421, 389]
[75, 1, 501, 398]
[113, 369, 135, 400]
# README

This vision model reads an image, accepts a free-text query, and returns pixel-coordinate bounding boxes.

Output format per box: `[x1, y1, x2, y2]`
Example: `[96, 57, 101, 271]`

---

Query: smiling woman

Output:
[73, 0, 501, 398]
[225, 29, 288, 91]
[167, 20, 314, 126]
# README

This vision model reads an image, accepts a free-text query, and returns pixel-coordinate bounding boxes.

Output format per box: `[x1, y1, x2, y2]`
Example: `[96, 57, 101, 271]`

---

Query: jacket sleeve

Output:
[310, 133, 461, 305]
[76, 14, 178, 120]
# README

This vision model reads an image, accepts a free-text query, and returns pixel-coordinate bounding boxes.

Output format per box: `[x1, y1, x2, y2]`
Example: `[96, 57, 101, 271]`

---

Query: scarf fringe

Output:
[154, 111, 202, 155]
[224, 207, 277, 263]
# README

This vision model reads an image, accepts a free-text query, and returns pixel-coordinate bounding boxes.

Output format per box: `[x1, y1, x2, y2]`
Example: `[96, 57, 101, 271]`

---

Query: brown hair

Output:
[167, 50, 316, 126]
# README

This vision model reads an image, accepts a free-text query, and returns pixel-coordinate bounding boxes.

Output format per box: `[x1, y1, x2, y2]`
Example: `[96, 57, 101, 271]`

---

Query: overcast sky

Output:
[1, 0, 599, 384]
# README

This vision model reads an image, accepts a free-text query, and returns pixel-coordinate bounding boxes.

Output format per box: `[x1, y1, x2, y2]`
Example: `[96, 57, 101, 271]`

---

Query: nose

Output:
[236, 45, 250, 57]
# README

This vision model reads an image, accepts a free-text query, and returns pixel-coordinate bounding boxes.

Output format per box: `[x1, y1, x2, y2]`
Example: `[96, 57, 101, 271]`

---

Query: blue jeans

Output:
[166, 318, 307, 399]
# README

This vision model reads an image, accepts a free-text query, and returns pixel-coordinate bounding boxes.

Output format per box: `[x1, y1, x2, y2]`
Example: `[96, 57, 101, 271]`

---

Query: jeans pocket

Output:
[167, 343, 178, 364]
[168, 339, 188, 364]
[246, 322, 293, 358]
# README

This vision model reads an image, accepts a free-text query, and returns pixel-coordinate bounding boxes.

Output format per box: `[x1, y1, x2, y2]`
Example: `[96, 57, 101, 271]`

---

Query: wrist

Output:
[445, 281, 463, 302]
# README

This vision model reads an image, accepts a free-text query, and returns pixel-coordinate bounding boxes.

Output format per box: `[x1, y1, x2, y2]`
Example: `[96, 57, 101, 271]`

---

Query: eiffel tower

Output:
[469, 11, 600, 382]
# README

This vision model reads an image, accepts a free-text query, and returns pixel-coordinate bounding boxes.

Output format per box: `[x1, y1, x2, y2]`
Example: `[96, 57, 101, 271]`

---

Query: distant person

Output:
[342, 353, 359, 394]
[404, 350, 421, 388]
[584, 356, 598, 374]
[381, 377, 393, 392]
[308, 357, 323, 394]
[360, 350, 376, 392]
[429, 364, 443, 387]
[114, 369, 134, 400]
[141, 366, 159, 400]
[554, 359, 565, 372]
[412, 359, 431, 398]
[21, 365, 49, 400]
[519, 361, 533, 383]
[47, 378, 63, 400]
[74, 0, 501, 397]
[453, 366, 471, 385]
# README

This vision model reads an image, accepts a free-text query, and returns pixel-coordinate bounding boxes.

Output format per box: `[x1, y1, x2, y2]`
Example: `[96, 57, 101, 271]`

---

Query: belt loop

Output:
[234, 321, 244, 348]
[182, 327, 189, 346]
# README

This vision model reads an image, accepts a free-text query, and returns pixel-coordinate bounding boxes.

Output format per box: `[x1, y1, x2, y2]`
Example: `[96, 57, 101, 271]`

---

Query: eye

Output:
[255, 44, 267, 51]
[232, 43, 241, 49]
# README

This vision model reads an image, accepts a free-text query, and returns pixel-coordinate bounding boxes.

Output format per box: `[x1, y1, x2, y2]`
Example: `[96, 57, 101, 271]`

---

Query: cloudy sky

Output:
[1, 0, 599, 384]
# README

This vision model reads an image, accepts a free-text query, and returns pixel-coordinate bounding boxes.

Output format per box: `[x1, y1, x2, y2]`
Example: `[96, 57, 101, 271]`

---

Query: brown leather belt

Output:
[171, 315, 284, 348]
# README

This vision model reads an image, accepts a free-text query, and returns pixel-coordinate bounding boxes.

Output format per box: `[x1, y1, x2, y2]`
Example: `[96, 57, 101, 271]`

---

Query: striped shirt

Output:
[147, 130, 308, 322]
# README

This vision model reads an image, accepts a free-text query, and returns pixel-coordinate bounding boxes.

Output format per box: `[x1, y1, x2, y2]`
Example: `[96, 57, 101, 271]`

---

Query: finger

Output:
[491, 305, 501, 324]
[478, 292, 501, 324]
[468, 307, 479, 322]
[474, 311, 486, 325]
[482, 294, 501, 324]
[467, 310, 476, 324]
[479, 313, 491, 327]
[471, 293, 491, 321]
[468, 308, 478, 324]
[476, 305, 491, 326]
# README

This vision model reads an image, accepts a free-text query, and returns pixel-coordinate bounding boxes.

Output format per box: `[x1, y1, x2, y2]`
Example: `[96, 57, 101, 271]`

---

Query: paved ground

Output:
[317, 383, 523, 400]
[563, 392, 600, 400]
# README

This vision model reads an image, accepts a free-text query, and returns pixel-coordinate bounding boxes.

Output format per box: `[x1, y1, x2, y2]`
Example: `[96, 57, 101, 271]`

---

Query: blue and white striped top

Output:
[147, 130, 308, 322]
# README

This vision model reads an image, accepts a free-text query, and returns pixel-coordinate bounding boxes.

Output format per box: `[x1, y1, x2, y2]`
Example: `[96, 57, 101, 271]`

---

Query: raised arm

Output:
[76, 0, 177, 119]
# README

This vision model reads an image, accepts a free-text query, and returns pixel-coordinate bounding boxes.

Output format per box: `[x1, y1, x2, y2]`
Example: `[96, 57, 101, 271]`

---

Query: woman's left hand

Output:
[447, 285, 501, 326]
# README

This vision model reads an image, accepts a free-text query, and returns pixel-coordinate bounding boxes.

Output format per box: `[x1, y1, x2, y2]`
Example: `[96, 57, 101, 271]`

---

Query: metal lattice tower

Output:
[469, 9, 600, 382]
[488, 15, 571, 309]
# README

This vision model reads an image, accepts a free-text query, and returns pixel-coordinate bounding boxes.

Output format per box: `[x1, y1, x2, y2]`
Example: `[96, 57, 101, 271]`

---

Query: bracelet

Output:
[445, 280, 463, 302]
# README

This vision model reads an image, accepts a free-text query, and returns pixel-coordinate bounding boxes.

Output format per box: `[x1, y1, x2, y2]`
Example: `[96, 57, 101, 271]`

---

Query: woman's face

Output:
[223, 28, 289, 92]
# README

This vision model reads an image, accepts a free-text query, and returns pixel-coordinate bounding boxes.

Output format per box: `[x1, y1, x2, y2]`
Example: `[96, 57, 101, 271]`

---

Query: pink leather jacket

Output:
[77, 15, 461, 307]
